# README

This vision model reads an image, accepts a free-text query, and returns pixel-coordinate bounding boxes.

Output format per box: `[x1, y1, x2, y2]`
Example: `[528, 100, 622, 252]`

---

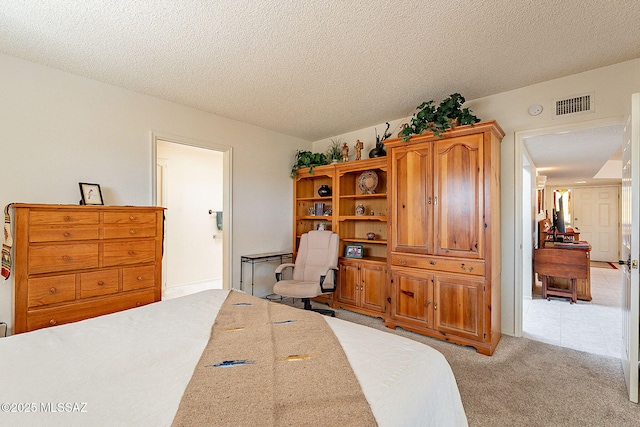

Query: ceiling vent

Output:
[553, 92, 594, 117]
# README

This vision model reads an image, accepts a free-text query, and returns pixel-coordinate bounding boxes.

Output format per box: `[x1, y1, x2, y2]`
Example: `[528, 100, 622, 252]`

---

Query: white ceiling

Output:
[1, 1, 640, 144]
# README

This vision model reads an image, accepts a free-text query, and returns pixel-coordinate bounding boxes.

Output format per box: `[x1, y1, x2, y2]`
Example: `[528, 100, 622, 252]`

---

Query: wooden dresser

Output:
[13, 204, 164, 334]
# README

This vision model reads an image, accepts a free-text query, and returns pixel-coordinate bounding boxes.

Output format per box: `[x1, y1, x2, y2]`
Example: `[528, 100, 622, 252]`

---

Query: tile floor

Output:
[523, 264, 623, 358]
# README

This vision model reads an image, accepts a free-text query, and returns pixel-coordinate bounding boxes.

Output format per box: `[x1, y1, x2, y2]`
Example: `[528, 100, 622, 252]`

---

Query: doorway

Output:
[514, 118, 625, 354]
[152, 133, 233, 297]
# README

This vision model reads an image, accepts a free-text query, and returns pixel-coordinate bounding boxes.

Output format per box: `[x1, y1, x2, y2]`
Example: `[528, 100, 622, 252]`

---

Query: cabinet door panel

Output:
[391, 143, 432, 254]
[434, 135, 483, 258]
[361, 263, 385, 311]
[391, 268, 432, 326]
[434, 274, 484, 341]
[337, 261, 359, 305]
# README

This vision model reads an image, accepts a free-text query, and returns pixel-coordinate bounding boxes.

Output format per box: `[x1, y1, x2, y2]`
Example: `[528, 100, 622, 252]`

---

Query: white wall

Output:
[0, 53, 310, 332]
[313, 58, 640, 336]
[157, 141, 223, 288]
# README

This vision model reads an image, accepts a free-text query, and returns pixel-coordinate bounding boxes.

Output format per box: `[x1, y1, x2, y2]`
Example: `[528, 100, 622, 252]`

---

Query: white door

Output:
[621, 92, 640, 403]
[573, 186, 619, 262]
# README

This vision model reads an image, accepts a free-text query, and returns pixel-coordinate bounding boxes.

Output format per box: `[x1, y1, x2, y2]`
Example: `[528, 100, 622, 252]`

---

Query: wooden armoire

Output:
[384, 121, 504, 355]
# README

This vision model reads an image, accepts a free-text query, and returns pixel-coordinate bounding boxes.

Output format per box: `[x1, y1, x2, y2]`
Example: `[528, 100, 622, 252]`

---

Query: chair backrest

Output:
[293, 231, 339, 285]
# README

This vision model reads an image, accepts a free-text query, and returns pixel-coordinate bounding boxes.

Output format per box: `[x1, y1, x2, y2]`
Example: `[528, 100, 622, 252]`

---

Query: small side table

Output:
[240, 251, 293, 296]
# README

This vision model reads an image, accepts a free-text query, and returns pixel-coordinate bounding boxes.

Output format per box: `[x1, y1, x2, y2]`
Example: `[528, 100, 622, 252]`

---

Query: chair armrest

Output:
[275, 263, 295, 281]
[319, 267, 339, 292]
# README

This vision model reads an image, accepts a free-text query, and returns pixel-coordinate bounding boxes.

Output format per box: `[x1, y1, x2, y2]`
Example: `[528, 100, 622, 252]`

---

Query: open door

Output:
[621, 92, 640, 403]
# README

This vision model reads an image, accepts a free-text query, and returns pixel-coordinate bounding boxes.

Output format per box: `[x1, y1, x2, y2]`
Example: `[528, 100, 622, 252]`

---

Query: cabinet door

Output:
[361, 262, 386, 312]
[434, 274, 484, 341]
[391, 267, 433, 327]
[390, 142, 432, 254]
[433, 134, 483, 258]
[337, 260, 360, 306]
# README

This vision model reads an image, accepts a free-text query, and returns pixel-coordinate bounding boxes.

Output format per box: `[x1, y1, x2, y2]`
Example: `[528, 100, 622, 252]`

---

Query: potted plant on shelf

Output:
[290, 150, 328, 178]
[400, 93, 480, 140]
[325, 137, 343, 164]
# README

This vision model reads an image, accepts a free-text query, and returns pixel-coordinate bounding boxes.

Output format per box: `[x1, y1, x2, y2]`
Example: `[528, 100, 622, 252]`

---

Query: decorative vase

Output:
[366, 232, 376, 240]
[355, 204, 365, 216]
[318, 185, 332, 197]
[368, 141, 386, 158]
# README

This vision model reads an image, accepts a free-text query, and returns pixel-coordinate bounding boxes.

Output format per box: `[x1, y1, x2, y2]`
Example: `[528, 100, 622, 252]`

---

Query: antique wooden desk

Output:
[533, 241, 591, 303]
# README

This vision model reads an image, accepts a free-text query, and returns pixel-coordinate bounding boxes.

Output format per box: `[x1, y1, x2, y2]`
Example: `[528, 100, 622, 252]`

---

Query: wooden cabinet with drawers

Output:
[13, 204, 164, 333]
[385, 121, 503, 355]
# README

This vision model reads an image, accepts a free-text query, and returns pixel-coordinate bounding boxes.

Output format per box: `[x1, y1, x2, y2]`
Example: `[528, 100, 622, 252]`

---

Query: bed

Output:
[0, 289, 467, 426]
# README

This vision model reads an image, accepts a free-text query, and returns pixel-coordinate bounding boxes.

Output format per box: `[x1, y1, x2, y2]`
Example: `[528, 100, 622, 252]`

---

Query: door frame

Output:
[513, 116, 624, 336]
[151, 131, 233, 291]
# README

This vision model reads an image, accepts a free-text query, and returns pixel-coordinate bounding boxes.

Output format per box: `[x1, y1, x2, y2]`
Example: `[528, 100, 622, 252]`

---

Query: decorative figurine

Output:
[355, 204, 365, 216]
[341, 142, 349, 162]
[354, 140, 364, 160]
[366, 232, 376, 240]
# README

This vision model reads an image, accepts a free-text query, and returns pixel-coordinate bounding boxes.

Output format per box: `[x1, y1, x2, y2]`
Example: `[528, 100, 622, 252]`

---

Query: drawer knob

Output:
[62, 255, 70, 261]
[137, 276, 144, 281]
[49, 287, 56, 294]
[97, 281, 105, 286]
[130, 215, 136, 221]
[63, 232, 71, 237]
[136, 301, 142, 307]
[128, 250, 135, 256]
[63, 216, 70, 221]
[129, 229, 136, 234]
[429, 260, 436, 265]
[49, 319, 57, 326]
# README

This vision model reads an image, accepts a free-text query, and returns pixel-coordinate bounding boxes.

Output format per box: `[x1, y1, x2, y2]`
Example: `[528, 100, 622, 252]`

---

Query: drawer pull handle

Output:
[49, 319, 57, 326]
[63, 232, 71, 237]
[397, 259, 408, 265]
[63, 216, 70, 221]
[49, 287, 57, 294]
[129, 229, 136, 234]
[429, 260, 436, 265]
[130, 215, 136, 221]
[62, 255, 70, 261]
[434, 302, 438, 310]
[128, 251, 135, 255]
[425, 300, 432, 308]
[97, 281, 105, 286]
[461, 263, 474, 273]
[137, 276, 144, 281]
[400, 290, 414, 298]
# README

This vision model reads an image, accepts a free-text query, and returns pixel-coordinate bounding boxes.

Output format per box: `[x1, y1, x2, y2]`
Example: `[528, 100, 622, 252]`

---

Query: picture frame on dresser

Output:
[344, 244, 363, 258]
[79, 182, 104, 205]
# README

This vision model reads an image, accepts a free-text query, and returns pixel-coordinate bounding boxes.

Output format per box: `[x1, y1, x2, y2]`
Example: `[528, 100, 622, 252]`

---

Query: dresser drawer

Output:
[29, 225, 99, 243]
[26, 288, 156, 331]
[103, 240, 156, 267]
[391, 253, 485, 276]
[103, 225, 156, 239]
[103, 212, 157, 225]
[29, 210, 100, 226]
[28, 274, 76, 308]
[80, 269, 119, 299]
[123, 265, 156, 291]
[29, 243, 99, 274]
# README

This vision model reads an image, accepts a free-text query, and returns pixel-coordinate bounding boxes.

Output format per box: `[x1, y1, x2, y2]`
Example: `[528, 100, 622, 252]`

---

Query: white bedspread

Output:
[0, 290, 467, 426]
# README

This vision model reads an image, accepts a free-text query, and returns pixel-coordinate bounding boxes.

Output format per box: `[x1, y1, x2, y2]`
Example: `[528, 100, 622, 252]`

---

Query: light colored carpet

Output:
[278, 299, 640, 426]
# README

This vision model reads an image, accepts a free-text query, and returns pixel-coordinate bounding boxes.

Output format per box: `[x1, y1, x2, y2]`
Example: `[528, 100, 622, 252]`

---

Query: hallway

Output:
[523, 264, 622, 358]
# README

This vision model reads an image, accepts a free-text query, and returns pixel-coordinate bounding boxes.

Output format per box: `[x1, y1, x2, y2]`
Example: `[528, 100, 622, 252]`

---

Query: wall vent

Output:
[553, 92, 594, 117]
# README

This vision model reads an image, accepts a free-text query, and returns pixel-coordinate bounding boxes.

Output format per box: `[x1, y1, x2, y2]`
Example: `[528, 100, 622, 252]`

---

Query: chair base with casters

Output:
[273, 231, 339, 317]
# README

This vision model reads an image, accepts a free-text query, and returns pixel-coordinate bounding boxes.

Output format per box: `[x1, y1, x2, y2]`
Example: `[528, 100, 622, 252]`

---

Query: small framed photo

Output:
[344, 244, 363, 259]
[79, 182, 104, 205]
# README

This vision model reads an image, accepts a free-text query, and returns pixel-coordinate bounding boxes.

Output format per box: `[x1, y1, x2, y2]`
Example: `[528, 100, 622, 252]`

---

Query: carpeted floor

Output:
[278, 299, 640, 426]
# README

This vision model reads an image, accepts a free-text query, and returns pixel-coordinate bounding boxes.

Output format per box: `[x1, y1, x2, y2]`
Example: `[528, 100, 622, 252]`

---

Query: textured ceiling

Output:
[1, 1, 640, 143]
[524, 124, 625, 186]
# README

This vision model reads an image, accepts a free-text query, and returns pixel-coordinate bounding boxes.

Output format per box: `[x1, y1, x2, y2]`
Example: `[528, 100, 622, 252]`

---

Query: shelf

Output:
[339, 215, 387, 221]
[297, 216, 333, 220]
[296, 196, 333, 202]
[342, 238, 387, 245]
[339, 255, 387, 264]
[339, 193, 386, 199]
